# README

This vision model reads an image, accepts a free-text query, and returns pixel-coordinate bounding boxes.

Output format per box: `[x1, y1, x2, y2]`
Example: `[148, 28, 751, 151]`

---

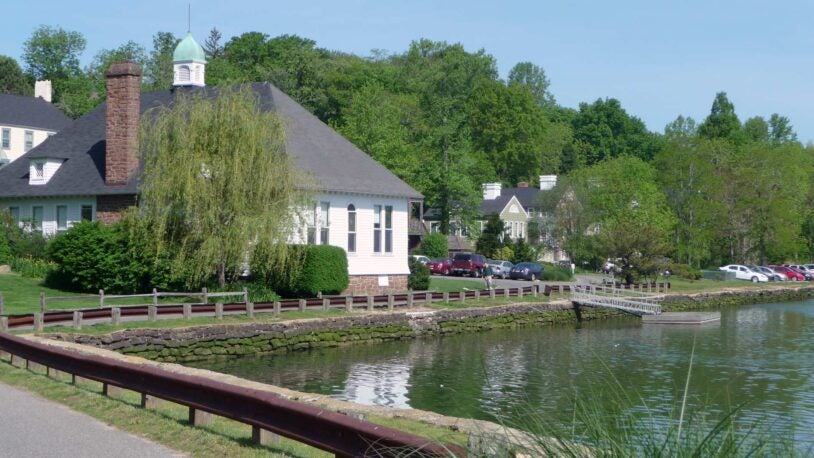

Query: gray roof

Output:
[479, 194, 514, 216]
[0, 83, 422, 200]
[500, 187, 542, 209]
[0, 94, 71, 131]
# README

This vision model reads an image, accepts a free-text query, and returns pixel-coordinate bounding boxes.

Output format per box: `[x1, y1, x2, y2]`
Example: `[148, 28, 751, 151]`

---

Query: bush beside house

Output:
[293, 245, 349, 297]
[408, 256, 430, 290]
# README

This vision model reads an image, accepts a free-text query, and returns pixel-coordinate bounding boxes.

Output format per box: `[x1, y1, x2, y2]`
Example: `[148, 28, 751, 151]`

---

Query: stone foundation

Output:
[96, 194, 137, 224]
[345, 274, 408, 295]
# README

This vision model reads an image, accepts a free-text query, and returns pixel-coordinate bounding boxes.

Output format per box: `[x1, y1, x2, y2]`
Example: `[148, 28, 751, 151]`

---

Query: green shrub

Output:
[493, 246, 514, 262]
[541, 263, 573, 281]
[10, 257, 57, 278]
[292, 245, 349, 297]
[0, 229, 10, 265]
[0, 210, 47, 260]
[421, 233, 448, 258]
[45, 221, 123, 292]
[511, 238, 536, 263]
[668, 262, 702, 281]
[408, 256, 430, 291]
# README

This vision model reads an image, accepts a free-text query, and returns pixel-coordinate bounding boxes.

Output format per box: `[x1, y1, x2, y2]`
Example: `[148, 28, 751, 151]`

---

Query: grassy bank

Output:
[0, 358, 466, 457]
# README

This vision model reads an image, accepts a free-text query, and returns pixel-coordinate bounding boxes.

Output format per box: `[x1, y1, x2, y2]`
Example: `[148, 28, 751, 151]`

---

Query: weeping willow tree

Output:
[137, 86, 307, 288]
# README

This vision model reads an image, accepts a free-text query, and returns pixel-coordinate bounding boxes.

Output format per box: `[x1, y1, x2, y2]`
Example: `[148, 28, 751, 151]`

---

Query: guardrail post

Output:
[103, 383, 122, 397]
[141, 393, 163, 410]
[72, 311, 82, 330]
[367, 295, 374, 311]
[532, 285, 538, 297]
[443, 292, 449, 303]
[33, 313, 43, 332]
[246, 302, 254, 318]
[215, 302, 224, 320]
[559, 285, 564, 295]
[274, 301, 281, 316]
[148, 305, 157, 321]
[460, 291, 466, 303]
[345, 296, 352, 312]
[0, 292, 4, 315]
[99, 289, 105, 308]
[153, 288, 159, 307]
[0, 316, 7, 332]
[322, 297, 330, 311]
[202, 287, 208, 304]
[387, 294, 394, 311]
[474, 290, 480, 301]
[298, 299, 306, 312]
[425, 292, 432, 305]
[183, 304, 191, 320]
[407, 292, 414, 308]
[253, 426, 281, 446]
[489, 289, 495, 299]
[40, 292, 46, 313]
[518, 287, 524, 298]
[111, 307, 121, 325]
[503, 288, 509, 298]
[189, 407, 213, 426]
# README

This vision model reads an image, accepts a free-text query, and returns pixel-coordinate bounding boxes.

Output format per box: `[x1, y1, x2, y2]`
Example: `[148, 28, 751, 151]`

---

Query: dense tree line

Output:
[3, 26, 812, 271]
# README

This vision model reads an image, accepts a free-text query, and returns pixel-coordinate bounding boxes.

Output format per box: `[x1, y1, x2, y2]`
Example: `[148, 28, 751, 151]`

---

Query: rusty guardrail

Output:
[0, 332, 464, 457]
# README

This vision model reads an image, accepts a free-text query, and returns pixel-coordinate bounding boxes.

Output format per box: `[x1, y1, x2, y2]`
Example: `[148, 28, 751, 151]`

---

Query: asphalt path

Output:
[0, 381, 183, 458]
[433, 273, 605, 290]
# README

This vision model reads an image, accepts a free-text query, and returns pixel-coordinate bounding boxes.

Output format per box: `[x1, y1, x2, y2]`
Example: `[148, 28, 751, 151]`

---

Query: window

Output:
[319, 201, 330, 245]
[384, 205, 393, 253]
[347, 204, 356, 253]
[31, 206, 43, 232]
[56, 205, 67, 232]
[24, 131, 33, 152]
[306, 206, 316, 245]
[179, 65, 190, 81]
[9, 207, 19, 224]
[34, 162, 44, 179]
[80, 205, 93, 221]
[1, 128, 9, 149]
[373, 205, 382, 253]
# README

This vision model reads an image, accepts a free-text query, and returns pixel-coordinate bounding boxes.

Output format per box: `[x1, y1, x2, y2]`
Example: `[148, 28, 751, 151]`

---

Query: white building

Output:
[0, 81, 70, 166]
[0, 34, 421, 293]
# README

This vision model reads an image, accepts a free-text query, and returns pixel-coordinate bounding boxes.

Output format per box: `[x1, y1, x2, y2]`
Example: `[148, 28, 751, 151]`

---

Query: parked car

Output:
[770, 265, 806, 282]
[451, 253, 487, 277]
[719, 265, 769, 283]
[786, 266, 813, 281]
[426, 258, 453, 276]
[787, 264, 814, 276]
[488, 260, 514, 279]
[749, 265, 785, 281]
[509, 262, 544, 281]
[411, 255, 431, 265]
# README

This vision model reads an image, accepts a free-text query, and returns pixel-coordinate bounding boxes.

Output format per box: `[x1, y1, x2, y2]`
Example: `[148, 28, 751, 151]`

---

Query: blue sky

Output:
[2, 0, 812, 142]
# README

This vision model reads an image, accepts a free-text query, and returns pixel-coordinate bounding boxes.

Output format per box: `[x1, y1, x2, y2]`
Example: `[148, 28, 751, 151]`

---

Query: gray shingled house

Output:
[0, 82, 70, 166]
[0, 34, 422, 293]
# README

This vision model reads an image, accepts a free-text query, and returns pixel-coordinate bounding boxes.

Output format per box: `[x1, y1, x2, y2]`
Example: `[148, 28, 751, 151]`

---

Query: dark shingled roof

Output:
[0, 83, 422, 199]
[0, 94, 71, 131]
[500, 187, 542, 209]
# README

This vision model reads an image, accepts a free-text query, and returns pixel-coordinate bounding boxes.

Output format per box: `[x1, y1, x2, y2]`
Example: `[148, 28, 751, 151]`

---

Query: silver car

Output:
[488, 260, 514, 279]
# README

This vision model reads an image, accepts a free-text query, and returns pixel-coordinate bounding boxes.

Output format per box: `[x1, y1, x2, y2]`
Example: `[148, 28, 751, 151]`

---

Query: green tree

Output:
[137, 86, 306, 288]
[768, 114, 797, 145]
[571, 98, 661, 164]
[0, 56, 32, 95]
[204, 27, 223, 59]
[510, 238, 535, 264]
[87, 41, 147, 101]
[743, 116, 769, 143]
[22, 25, 85, 81]
[507, 61, 555, 107]
[598, 215, 670, 284]
[144, 31, 178, 90]
[476, 213, 506, 258]
[698, 92, 742, 141]
[421, 232, 449, 258]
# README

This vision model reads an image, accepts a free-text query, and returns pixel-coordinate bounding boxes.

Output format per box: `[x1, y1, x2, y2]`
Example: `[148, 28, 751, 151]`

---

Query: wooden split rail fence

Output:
[0, 282, 670, 332]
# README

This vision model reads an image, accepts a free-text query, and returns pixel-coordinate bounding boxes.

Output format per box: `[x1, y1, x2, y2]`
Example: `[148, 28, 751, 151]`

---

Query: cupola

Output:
[173, 33, 206, 87]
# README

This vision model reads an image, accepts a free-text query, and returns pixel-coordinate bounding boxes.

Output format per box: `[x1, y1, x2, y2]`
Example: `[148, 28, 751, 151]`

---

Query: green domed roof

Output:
[173, 33, 206, 62]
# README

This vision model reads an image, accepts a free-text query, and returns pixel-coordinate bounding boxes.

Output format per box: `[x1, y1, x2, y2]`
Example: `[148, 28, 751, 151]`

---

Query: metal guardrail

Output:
[0, 332, 464, 457]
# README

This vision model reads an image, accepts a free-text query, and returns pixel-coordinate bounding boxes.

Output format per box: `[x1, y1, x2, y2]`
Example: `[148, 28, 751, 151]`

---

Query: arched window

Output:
[347, 204, 356, 253]
[179, 65, 190, 82]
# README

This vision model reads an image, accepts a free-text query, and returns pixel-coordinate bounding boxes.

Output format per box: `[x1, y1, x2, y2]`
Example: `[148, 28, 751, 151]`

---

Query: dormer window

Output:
[34, 162, 44, 178]
[29, 158, 64, 185]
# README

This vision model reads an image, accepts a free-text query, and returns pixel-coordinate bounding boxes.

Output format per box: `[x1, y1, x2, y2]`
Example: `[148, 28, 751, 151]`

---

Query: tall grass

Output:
[10, 256, 56, 279]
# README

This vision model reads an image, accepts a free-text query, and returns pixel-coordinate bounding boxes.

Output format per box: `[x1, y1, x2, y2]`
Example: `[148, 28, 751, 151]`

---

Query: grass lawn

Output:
[0, 358, 466, 457]
[428, 276, 489, 292]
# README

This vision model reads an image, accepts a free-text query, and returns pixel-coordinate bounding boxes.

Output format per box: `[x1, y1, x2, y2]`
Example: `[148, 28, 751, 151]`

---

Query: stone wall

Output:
[345, 274, 408, 295]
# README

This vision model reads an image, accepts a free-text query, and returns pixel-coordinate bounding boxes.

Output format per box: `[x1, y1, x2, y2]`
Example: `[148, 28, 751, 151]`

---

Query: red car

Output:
[426, 258, 453, 276]
[770, 265, 806, 281]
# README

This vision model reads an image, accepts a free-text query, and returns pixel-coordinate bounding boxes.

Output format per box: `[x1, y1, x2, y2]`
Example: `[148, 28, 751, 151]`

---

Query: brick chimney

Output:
[105, 61, 141, 186]
[517, 181, 529, 188]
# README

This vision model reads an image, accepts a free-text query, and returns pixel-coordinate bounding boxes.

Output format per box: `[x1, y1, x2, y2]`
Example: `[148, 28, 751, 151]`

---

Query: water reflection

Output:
[190, 300, 814, 446]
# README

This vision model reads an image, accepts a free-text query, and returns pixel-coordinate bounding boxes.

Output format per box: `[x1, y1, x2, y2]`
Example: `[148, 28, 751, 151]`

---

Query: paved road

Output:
[0, 382, 183, 458]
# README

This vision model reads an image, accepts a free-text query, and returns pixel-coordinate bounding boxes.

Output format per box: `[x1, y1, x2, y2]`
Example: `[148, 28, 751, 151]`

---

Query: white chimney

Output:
[482, 182, 502, 200]
[539, 175, 557, 191]
[34, 80, 52, 103]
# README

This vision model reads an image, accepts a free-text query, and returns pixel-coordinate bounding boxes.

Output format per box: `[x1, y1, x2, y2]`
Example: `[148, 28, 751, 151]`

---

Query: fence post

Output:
[503, 288, 509, 298]
[407, 292, 414, 308]
[111, 308, 121, 326]
[242, 287, 249, 306]
[40, 292, 46, 313]
[298, 299, 306, 312]
[489, 289, 495, 299]
[518, 287, 524, 298]
[532, 284, 538, 297]
[274, 301, 281, 316]
[152, 288, 159, 307]
[387, 294, 394, 311]
[322, 297, 330, 311]
[33, 313, 43, 332]
[99, 289, 105, 308]
[215, 302, 223, 320]
[72, 311, 82, 330]
[474, 290, 480, 301]
[246, 302, 254, 319]
[0, 316, 7, 332]
[367, 295, 374, 311]
[345, 296, 352, 312]
[188, 407, 212, 426]
[443, 292, 450, 303]
[202, 287, 208, 304]
[183, 304, 191, 320]
[148, 305, 157, 321]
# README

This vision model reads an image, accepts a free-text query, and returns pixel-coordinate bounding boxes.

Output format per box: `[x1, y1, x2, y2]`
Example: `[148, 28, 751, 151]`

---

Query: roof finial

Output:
[187, 3, 191, 33]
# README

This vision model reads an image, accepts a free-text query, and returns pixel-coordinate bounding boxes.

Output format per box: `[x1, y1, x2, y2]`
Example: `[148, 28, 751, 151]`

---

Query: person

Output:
[483, 264, 494, 290]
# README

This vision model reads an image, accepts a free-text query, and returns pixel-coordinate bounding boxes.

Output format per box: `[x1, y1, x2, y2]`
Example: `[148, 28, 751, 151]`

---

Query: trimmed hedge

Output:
[421, 233, 448, 258]
[408, 256, 430, 290]
[293, 245, 349, 297]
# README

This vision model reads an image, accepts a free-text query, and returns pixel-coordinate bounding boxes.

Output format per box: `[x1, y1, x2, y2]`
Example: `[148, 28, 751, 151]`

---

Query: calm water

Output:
[190, 300, 814, 446]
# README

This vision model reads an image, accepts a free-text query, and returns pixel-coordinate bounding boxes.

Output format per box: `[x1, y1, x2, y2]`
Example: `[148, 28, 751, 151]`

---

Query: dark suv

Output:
[451, 253, 487, 277]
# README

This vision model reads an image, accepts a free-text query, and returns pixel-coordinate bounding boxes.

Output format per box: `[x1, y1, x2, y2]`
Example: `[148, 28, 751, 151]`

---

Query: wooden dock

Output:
[642, 311, 721, 325]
